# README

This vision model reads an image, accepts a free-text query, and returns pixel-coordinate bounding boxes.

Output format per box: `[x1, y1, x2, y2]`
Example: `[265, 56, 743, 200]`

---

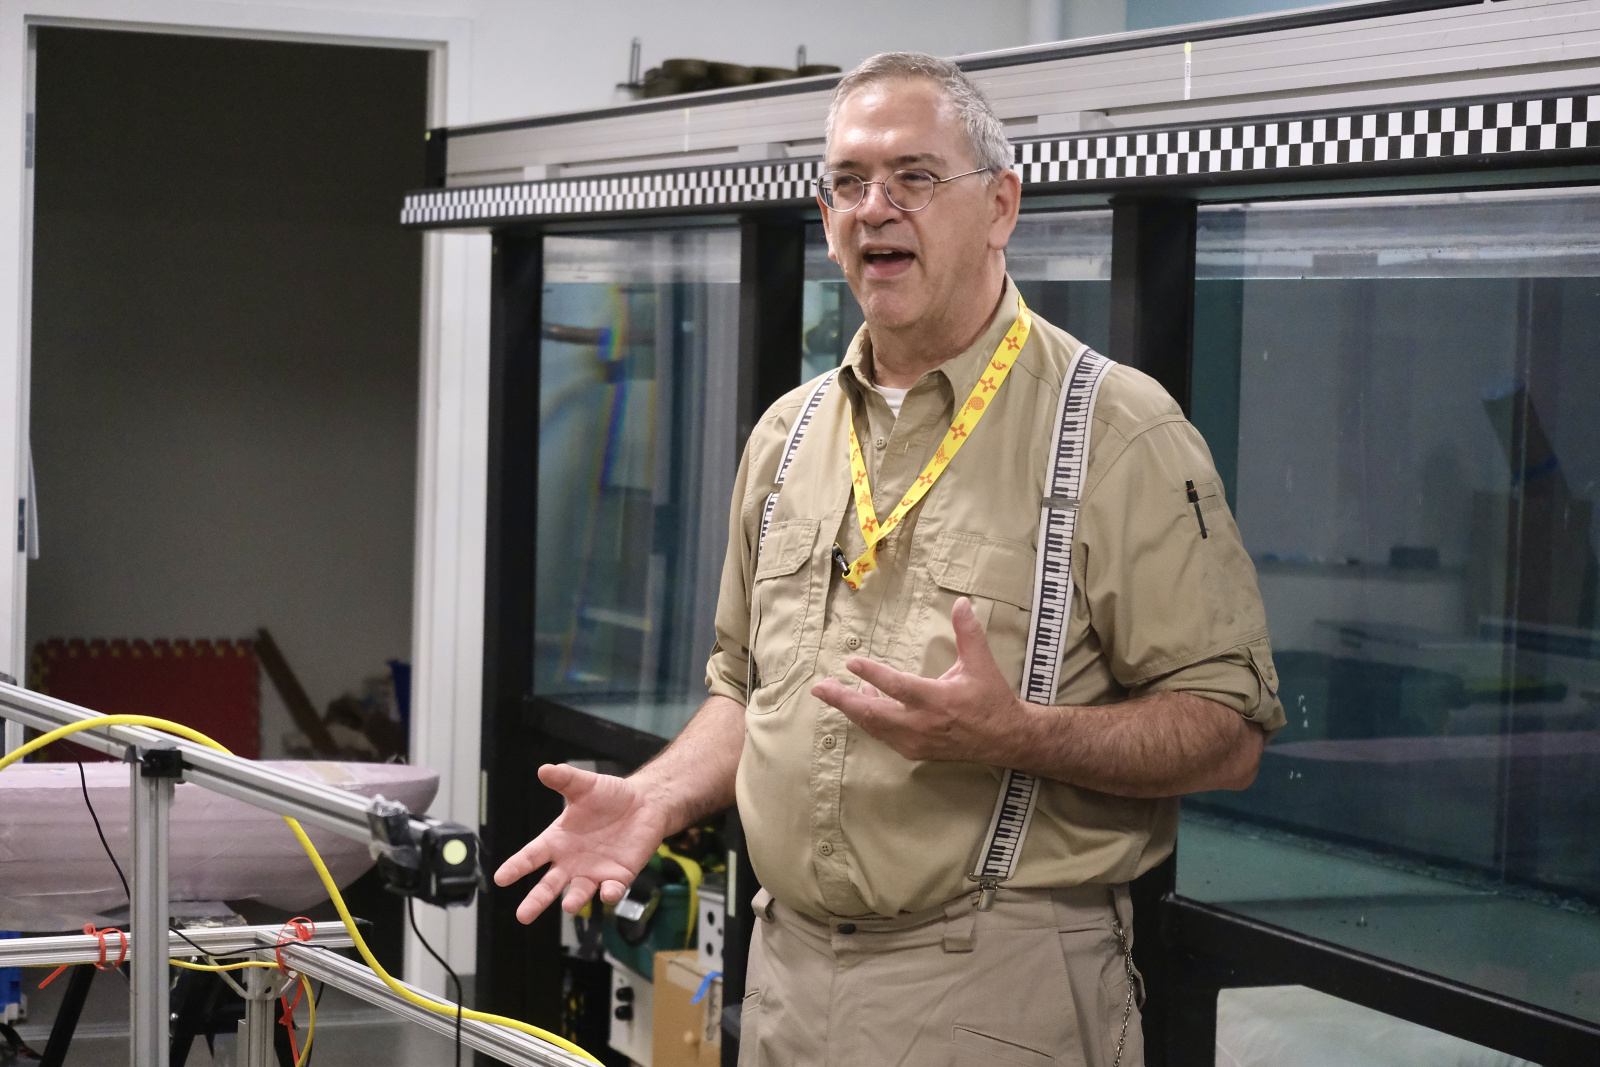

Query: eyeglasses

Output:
[816, 167, 993, 212]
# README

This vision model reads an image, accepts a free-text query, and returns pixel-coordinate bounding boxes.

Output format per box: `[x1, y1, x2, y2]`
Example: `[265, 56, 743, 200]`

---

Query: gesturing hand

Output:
[493, 763, 670, 924]
[810, 597, 1029, 764]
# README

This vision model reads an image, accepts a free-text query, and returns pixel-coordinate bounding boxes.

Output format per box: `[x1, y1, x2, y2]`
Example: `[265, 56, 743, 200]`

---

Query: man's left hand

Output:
[811, 597, 1024, 763]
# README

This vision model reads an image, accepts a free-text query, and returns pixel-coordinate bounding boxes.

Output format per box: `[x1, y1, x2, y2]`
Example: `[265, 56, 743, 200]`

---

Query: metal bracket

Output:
[139, 746, 184, 778]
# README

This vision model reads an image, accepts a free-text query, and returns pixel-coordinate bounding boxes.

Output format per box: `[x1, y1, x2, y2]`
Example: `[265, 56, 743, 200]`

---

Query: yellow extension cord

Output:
[0, 714, 599, 1064]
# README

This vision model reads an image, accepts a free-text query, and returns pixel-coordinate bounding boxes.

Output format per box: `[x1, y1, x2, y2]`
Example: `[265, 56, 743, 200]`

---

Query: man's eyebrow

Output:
[826, 152, 951, 170]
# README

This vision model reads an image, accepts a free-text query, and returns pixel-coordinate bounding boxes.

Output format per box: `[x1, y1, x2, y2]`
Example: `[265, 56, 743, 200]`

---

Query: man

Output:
[496, 52, 1283, 1067]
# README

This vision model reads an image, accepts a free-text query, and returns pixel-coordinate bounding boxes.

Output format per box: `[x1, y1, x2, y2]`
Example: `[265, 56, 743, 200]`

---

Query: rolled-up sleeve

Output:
[705, 445, 756, 704]
[1080, 416, 1287, 735]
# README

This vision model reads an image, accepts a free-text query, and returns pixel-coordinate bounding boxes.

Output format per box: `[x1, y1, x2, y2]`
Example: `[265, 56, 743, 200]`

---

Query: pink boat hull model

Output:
[0, 760, 439, 931]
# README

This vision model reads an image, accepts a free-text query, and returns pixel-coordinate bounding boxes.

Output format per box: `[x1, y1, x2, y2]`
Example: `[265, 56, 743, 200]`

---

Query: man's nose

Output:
[855, 181, 901, 225]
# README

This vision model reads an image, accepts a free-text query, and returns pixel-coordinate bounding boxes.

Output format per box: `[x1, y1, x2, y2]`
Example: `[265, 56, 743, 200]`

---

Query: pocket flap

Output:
[928, 531, 1035, 609]
[951, 1027, 1054, 1067]
[755, 519, 818, 580]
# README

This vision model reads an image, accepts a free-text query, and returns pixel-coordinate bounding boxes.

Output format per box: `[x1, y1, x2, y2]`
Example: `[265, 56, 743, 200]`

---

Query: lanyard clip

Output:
[831, 543, 850, 575]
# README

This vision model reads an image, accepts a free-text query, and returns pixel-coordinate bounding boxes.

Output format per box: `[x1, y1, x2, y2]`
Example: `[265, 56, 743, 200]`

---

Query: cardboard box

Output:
[652, 950, 721, 1067]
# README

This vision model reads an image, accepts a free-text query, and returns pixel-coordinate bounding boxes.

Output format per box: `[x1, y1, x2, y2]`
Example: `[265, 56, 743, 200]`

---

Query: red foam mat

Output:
[28, 638, 260, 761]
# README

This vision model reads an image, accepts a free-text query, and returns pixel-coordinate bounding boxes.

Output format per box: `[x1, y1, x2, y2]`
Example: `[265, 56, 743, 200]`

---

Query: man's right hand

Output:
[493, 763, 670, 924]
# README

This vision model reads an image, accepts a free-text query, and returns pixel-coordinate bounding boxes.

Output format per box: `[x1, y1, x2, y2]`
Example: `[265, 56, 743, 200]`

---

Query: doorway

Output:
[23, 25, 427, 978]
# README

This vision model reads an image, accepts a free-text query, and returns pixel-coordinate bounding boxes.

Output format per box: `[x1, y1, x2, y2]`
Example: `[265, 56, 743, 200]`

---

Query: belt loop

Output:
[1109, 883, 1145, 1007]
[941, 895, 977, 953]
[752, 887, 776, 923]
[1109, 883, 1134, 943]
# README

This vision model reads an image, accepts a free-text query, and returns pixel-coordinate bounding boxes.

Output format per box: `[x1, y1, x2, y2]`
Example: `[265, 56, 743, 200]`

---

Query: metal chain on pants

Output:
[1110, 915, 1136, 1067]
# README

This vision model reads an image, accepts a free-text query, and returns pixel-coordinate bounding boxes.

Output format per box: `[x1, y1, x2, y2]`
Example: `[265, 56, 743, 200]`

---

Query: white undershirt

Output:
[873, 383, 910, 419]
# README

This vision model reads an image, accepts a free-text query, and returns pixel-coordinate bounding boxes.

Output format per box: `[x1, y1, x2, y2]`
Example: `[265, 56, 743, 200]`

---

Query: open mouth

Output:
[861, 249, 915, 275]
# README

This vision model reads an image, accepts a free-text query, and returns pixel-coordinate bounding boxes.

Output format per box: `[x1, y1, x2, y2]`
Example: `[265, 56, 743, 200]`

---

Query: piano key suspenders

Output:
[971, 344, 1114, 909]
[748, 346, 1116, 906]
[749, 370, 840, 695]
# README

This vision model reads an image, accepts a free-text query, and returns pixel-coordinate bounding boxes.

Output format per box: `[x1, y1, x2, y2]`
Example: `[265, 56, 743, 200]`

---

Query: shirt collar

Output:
[839, 275, 1024, 407]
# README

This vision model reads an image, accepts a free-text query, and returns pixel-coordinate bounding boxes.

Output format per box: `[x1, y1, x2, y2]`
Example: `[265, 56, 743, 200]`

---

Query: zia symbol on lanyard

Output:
[835, 296, 1034, 590]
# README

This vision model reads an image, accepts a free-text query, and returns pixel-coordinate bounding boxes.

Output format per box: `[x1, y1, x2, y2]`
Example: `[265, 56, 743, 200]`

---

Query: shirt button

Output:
[845, 636, 861, 650]
[837, 923, 857, 934]
[874, 437, 887, 450]
[818, 841, 833, 856]
[822, 734, 836, 749]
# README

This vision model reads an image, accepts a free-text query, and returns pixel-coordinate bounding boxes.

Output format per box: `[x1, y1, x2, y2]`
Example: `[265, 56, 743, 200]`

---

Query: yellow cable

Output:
[295, 972, 315, 1067]
[170, 959, 279, 972]
[0, 714, 599, 1064]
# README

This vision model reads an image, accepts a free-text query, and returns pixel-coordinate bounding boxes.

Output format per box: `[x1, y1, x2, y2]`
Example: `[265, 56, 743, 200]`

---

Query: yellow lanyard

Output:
[838, 297, 1033, 590]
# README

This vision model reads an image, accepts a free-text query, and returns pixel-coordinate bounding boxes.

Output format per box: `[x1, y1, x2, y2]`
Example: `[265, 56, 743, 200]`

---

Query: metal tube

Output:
[0, 924, 354, 968]
[240, 967, 277, 1067]
[278, 942, 593, 1067]
[129, 760, 172, 1067]
[0, 682, 430, 843]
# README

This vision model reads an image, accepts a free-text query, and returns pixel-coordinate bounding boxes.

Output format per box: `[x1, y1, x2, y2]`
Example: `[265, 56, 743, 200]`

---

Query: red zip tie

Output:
[39, 923, 127, 988]
[274, 916, 314, 977]
[279, 979, 305, 1062]
[272, 918, 313, 1063]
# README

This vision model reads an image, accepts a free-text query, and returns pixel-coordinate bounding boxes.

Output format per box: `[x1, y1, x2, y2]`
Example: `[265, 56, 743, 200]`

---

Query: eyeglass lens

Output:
[822, 171, 938, 212]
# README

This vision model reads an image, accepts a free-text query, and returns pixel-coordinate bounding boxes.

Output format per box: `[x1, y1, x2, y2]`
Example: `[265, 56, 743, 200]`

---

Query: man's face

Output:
[820, 78, 1016, 332]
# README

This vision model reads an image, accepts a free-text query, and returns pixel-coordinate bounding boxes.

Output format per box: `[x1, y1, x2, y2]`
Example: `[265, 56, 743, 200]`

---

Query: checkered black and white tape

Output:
[402, 93, 1600, 226]
[1014, 95, 1599, 182]
[402, 161, 823, 225]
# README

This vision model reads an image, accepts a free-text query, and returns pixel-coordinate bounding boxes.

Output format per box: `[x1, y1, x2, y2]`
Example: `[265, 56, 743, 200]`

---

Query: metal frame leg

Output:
[240, 966, 279, 1067]
[131, 751, 175, 1067]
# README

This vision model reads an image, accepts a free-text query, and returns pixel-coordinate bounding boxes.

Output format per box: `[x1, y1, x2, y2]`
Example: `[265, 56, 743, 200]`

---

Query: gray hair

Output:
[824, 52, 1014, 180]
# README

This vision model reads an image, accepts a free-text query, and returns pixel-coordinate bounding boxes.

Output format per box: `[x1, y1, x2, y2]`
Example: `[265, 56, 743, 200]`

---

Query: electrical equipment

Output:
[366, 796, 483, 907]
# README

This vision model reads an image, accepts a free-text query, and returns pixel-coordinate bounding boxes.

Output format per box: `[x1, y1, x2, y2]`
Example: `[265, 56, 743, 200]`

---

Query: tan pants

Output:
[737, 884, 1144, 1067]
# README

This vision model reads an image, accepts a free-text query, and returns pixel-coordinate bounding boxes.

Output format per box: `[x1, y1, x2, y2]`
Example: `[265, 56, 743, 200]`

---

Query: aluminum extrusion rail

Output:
[276, 942, 592, 1067]
[0, 924, 355, 968]
[0, 681, 429, 843]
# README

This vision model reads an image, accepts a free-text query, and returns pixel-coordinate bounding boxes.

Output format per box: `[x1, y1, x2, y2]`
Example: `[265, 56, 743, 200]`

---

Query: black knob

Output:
[616, 987, 635, 1003]
[614, 1004, 634, 1022]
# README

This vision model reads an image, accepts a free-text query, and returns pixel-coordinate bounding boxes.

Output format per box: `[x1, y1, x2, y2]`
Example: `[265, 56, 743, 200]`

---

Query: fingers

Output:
[494, 835, 552, 886]
[514, 866, 566, 924]
[599, 879, 628, 905]
[537, 761, 594, 799]
[846, 654, 940, 706]
[950, 597, 998, 670]
[811, 677, 878, 719]
[561, 876, 598, 914]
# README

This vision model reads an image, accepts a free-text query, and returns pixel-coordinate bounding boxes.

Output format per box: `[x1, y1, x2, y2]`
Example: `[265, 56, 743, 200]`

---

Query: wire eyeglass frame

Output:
[817, 167, 995, 212]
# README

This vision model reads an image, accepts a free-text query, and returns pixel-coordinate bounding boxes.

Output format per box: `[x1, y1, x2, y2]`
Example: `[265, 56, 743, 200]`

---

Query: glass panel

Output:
[1067, 1, 1351, 38]
[801, 210, 1111, 376]
[534, 229, 741, 740]
[1185, 189, 1600, 1025]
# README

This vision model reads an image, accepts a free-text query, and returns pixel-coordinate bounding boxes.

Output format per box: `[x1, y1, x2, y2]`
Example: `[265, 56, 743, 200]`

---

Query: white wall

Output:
[463, 0, 1033, 122]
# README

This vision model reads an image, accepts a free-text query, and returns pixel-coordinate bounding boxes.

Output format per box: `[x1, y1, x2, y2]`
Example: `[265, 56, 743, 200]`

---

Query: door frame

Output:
[0, 0, 484, 991]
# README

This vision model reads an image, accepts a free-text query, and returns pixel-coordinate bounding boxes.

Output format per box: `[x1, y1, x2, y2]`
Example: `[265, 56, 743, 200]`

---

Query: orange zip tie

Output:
[39, 924, 128, 988]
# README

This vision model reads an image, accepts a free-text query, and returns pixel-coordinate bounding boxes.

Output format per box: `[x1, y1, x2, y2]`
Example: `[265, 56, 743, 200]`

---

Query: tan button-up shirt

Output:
[706, 277, 1285, 920]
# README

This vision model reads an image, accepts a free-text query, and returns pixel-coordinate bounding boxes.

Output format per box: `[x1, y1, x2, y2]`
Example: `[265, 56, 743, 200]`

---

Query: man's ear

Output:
[987, 168, 1022, 252]
[818, 195, 840, 262]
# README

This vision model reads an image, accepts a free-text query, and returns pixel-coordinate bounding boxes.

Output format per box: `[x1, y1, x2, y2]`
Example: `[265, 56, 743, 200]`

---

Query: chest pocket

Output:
[918, 530, 1037, 685]
[750, 518, 822, 713]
